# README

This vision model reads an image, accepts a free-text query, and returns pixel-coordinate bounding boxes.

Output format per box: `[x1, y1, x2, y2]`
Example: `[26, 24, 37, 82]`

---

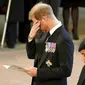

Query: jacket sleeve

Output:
[26, 39, 36, 59]
[3, 0, 8, 7]
[36, 39, 74, 80]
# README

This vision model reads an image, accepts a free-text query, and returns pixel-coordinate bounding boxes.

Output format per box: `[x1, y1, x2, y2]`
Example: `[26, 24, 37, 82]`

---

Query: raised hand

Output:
[29, 21, 40, 39]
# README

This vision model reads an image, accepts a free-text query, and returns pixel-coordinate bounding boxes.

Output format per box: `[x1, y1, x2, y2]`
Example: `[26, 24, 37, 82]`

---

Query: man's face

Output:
[80, 50, 85, 63]
[31, 16, 48, 32]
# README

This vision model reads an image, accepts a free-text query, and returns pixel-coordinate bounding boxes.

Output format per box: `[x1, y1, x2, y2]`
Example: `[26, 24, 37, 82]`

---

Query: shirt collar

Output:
[49, 21, 62, 35]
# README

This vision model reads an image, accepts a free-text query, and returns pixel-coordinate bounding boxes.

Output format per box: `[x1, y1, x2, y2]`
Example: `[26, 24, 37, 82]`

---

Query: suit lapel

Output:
[38, 51, 48, 68]
[37, 32, 50, 68]
[34, 32, 48, 68]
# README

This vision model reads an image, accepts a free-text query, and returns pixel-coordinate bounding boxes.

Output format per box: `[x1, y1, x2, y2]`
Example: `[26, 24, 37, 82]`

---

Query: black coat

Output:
[77, 65, 85, 85]
[0, 0, 4, 7]
[60, 0, 85, 7]
[4, 0, 37, 22]
[8, 0, 24, 22]
[26, 25, 74, 85]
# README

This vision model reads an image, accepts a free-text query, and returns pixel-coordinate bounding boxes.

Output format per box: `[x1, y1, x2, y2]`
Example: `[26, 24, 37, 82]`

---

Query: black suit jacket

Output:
[0, 0, 4, 7]
[4, 0, 37, 22]
[40, 0, 61, 17]
[26, 25, 74, 85]
[3, 0, 24, 22]
[77, 65, 85, 85]
[8, 0, 24, 22]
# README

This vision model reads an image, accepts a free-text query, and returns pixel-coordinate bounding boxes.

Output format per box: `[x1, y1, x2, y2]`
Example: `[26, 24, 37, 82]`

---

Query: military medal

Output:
[51, 43, 56, 53]
[45, 42, 56, 53]
[46, 60, 52, 67]
[45, 42, 50, 52]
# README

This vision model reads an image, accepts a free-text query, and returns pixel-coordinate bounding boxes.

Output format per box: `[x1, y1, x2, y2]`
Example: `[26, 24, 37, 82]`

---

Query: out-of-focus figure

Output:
[78, 39, 85, 85]
[5, 0, 24, 48]
[2, 0, 37, 48]
[60, 0, 79, 40]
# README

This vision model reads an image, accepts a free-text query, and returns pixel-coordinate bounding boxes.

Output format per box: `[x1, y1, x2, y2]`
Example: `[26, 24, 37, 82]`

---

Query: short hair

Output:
[78, 38, 85, 52]
[29, 2, 54, 20]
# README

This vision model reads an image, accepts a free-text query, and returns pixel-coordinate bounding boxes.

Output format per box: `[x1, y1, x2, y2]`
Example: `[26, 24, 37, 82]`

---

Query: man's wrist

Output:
[29, 36, 33, 39]
[28, 36, 33, 42]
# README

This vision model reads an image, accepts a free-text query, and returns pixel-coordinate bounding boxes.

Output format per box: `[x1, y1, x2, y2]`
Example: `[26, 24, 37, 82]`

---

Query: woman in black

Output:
[60, 0, 85, 40]
[60, 0, 79, 40]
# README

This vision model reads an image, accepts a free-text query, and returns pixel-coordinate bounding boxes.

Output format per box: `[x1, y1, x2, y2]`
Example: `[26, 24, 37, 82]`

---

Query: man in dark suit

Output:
[25, 3, 74, 85]
[40, 0, 61, 17]
[78, 39, 85, 85]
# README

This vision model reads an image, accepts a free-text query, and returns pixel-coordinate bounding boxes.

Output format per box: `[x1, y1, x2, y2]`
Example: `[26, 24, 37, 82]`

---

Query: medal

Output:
[45, 42, 56, 53]
[46, 60, 52, 67]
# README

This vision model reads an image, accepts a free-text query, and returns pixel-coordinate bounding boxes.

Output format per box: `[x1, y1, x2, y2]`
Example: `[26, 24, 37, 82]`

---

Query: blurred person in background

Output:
[78, 39, 85, 85]
[5, 0, 24, 48]
[60, 0, 79, 40]
[3, 0, 37, 48]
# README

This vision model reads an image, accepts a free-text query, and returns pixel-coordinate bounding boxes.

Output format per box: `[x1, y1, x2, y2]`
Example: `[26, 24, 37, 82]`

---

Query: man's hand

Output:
[29, 21, 40, 39]
[24, 67, 37, 77]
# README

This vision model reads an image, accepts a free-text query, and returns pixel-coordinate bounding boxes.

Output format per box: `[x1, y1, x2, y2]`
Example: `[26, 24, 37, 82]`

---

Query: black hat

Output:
[78, 38, 85, 52]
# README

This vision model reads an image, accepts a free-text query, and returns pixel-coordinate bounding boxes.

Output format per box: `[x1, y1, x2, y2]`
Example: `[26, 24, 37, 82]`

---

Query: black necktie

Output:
[47, 32, 50, 37]
[45, 32, 50, 42]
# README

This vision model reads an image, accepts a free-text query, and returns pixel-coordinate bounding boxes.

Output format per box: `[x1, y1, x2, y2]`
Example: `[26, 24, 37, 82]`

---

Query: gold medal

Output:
[46, 60, 52, 67]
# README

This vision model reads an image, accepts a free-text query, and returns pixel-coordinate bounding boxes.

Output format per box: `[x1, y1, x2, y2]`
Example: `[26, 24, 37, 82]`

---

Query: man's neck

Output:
[48, 18, 59, 31]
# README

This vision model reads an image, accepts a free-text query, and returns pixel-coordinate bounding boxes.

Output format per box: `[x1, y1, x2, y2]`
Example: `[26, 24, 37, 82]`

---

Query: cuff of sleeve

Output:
[28, 38, 33, 42]
[28, 36, 33, 42]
